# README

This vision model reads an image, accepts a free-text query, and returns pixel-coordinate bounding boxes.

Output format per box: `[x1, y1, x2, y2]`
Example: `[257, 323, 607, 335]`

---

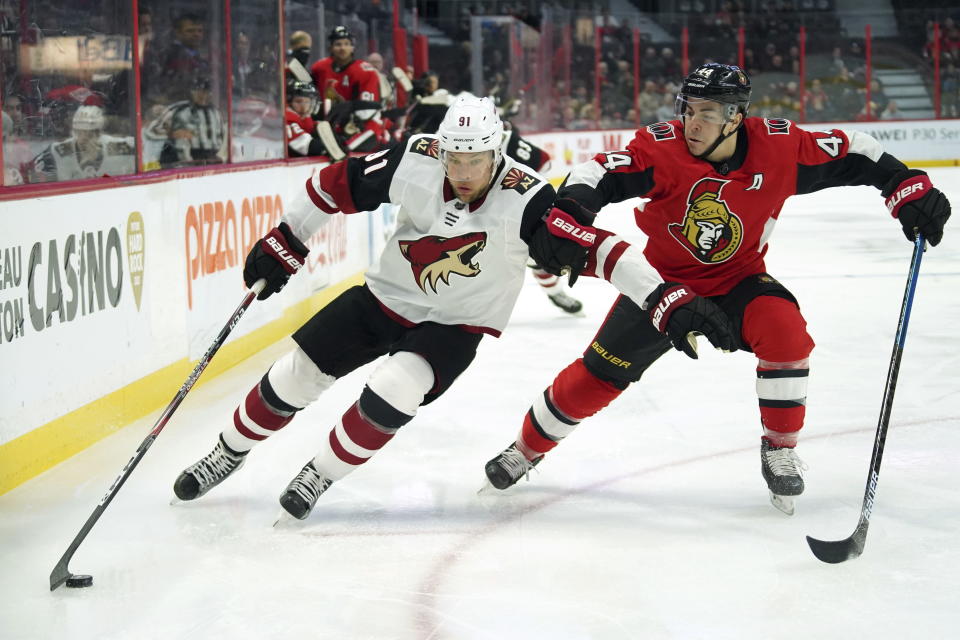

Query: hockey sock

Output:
[756, 358, 809, 447]
[532, 266, 560, 290]
[742, 296, 814, 448]
[518, 359, 624, 459]
[313, 386, 413, 480]
[221, 373, 298, 453]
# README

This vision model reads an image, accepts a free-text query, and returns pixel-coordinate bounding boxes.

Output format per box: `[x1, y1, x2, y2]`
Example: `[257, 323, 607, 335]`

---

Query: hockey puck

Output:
[65, 574, 93, 588]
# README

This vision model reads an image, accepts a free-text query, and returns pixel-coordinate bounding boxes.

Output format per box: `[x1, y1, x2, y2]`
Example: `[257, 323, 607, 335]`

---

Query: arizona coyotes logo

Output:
[668, 177, 743, 263]
[411, 137, 440, 159]
[501, 167, 540, 194]
[399, 232, 487, 293]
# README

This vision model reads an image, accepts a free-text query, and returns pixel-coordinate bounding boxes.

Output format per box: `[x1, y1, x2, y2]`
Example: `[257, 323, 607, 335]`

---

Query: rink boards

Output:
[0, 160, 395, 494]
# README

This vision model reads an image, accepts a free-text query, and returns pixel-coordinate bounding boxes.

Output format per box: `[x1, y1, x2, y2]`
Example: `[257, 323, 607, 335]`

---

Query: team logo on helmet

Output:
[411, 137, 440, 159]
[500, 167, 540, 194]
[668, 177, 743, 263]
[399, 232, 487, 293]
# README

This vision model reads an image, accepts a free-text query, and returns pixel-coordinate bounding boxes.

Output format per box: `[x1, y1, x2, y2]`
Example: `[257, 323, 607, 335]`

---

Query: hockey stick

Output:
[806, 233, 926, 564]
[49, 279, 266, 591]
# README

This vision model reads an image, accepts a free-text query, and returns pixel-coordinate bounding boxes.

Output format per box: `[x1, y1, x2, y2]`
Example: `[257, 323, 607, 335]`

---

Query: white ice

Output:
[2, 169, 959, 639]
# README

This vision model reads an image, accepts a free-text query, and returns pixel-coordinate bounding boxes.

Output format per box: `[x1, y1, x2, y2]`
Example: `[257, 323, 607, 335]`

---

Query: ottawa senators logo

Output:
[500, 167, 540, 194]
[668, 178, 743, 264]
[411, 137, 440, 159]
[398, 232, 487, 293]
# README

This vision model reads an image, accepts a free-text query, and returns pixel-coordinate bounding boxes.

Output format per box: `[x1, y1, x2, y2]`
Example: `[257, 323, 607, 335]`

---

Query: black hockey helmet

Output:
[286, 79, 319, 114]
[328, 25, 354, 45]
[677, 63, 752, 121]
[287, 79, 319, 100]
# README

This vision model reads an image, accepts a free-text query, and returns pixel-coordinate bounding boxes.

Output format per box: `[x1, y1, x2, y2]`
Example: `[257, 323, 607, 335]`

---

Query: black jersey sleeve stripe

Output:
[344, 141, 410, 212]
[797, 151, 906, 195]
[518, 180, 558, 244]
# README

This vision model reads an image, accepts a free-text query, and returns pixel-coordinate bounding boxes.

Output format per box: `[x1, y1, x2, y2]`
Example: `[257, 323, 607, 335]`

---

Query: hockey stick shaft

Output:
[806, 234, 925, 563]
[49, 280, 265, 590]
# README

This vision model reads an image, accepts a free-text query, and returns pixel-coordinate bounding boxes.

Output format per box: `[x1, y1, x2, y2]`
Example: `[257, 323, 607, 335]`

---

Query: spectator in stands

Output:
[637, 80, 661, 125]
[286, 30, 313, 88]
[2, 111, 26, 185]
[804, 78, 831, 122]
[145, 74, 225, 168]
[641, 46, 663, 82]
[943, 62, 959, 118]
[880, 100, 905, 120]
[868, 78, 889, 115]
[28, 105, 134, 183]
[660, 47, 679, 79]
[146, 13, 211, 104]
[654, 91, 674, 123]
[2, 94, 26, 137]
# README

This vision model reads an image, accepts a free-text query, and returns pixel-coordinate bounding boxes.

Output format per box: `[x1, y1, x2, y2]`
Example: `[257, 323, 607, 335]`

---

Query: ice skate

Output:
[761, 439, 807, 515]
[173, 436, 247, 501]
[547, 290, 584, 315]
[279, 460, 333, 520]
[484, 443, 543, 490]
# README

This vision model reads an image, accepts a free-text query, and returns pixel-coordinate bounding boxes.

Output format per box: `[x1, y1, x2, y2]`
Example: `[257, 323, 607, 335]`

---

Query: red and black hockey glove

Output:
[882, 169, 951, 247]
[528, 198, 597, 286]
[243, 222, 309, 300]
[644, 282, 735, 359]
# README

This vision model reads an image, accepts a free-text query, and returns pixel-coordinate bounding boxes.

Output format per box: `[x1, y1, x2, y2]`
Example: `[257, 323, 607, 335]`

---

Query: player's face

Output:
[443, 150, 495, 203]
[291, 95, 313, 116]
[75, 129, 100, 154]
[680, 98, 741, 158]
[330, 38, 354, 63]
[191, 88, 212, 106]
[680, 99, 726, 152]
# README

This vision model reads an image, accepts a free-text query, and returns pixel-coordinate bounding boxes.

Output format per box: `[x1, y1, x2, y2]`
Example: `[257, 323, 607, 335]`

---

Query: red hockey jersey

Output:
[285, 107, 316, 156]
[310, 58, 380, 103]
[560, 117, 906, 296]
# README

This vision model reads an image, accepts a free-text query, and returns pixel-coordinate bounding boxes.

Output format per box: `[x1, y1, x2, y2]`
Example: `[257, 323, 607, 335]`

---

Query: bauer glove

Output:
[644, 282, 735, 359]
[243, 222, 309, 300]
[528, 198, 597, 286]
[882, 169, 951, 247]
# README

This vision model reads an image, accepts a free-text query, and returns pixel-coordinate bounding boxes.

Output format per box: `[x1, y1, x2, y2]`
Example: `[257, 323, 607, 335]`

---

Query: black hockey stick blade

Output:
[806, 522, 867, 564]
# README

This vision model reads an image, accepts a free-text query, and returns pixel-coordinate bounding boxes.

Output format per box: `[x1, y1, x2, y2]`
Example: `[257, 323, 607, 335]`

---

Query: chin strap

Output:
[689, 117, 744, 160]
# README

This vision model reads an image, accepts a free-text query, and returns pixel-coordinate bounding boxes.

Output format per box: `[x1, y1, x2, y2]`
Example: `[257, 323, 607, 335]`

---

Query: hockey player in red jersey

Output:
[310, 25, 380, 104]
[309, 25, 389, 152]
[484, 63, 951, 514]
[284, 80, 327, 157]
[171, 95, 734, 520]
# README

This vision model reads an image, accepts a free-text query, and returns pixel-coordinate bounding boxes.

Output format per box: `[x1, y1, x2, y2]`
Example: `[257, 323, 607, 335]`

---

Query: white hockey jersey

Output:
[283, 134, 663, 336]
[292, 135, 551, 334]
[31, 135, 135, 181]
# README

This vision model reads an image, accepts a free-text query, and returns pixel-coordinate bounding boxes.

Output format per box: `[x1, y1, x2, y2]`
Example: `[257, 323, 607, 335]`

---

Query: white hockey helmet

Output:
[72, 105, 105, 132]
[437, 94, 504, 178]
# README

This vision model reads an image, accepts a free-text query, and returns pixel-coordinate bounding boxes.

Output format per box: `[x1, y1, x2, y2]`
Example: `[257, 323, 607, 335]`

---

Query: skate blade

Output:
[272, 509, 300, 529]
[476, 479, 498, 496]
[769, 491, 795, 516]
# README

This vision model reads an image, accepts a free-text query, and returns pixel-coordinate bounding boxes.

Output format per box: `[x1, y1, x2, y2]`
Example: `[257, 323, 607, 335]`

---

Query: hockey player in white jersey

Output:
[172, 95, 734, 520]
[29, 105, 135, 182]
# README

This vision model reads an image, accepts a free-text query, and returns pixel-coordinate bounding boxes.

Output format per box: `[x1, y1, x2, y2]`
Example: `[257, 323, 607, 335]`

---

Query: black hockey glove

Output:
[644, 282, 735, 359]
[243, 222, 309, 300]
[882, 169, 951, 247]
[528, 198, 597, 286]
